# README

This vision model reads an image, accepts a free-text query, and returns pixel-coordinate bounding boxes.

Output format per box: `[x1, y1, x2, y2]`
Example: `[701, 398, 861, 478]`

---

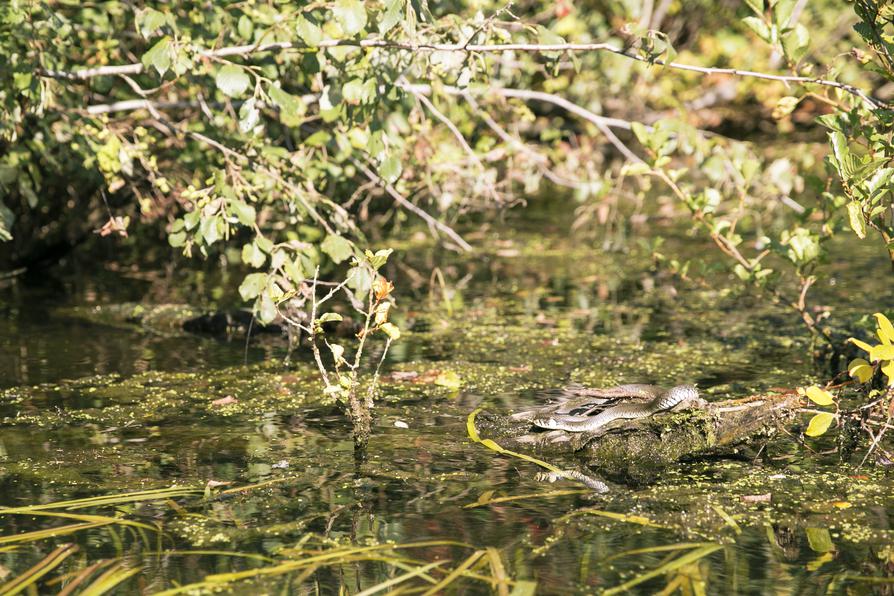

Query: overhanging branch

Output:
[38, 39, 886, 109]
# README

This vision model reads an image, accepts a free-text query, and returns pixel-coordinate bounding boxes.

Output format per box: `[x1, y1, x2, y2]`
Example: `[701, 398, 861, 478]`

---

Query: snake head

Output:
[659, 384, 699, 409]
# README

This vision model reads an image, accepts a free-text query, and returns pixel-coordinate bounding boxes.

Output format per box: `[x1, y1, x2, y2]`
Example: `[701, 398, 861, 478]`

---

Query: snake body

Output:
[533, 384, 699, 433]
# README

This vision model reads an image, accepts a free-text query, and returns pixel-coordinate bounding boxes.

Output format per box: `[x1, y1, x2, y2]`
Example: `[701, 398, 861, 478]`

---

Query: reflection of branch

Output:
[352, 158, 473, 252]
[39, 39, 885, 108]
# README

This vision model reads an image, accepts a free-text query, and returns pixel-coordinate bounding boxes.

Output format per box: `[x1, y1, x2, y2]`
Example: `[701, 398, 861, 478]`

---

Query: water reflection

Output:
[2, 223, 894, 592]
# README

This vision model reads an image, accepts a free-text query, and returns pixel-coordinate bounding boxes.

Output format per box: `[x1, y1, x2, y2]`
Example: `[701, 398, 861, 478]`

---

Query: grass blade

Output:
[603, 544, 723, 595]
[0, 486, 200, 512]
[0, 521, 110, 546]
[464, 488, 588, 508]
[559, 508, 665, 528]
[421, 551, 485, 596]
[485, 547, 510, 596]
[0, 543, 78, 595]
[604, 542, 718, 563]
[467, 408, 565, 474]
[78, 562, 141, 596]
[710, 504, 742, 534]
[355, 561, 444, 596]
[0, 509, 157, 532]
[55, 559, 118, 596]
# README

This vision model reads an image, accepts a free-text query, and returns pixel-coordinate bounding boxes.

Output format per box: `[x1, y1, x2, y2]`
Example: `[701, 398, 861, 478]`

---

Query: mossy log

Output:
[473, 391, 803, 484]
[56, 302, 363, 339]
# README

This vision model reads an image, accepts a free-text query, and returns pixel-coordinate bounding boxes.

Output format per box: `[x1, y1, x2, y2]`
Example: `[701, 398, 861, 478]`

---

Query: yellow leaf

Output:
[883, 360, 894, 387]
[848, 358, 873, 383]
[434, 370, 461, 390]
[875, 313, 894, 345]
[380, 322, 401, 341]
[804, 386, 834, 406]
[805, 412, 835, 437]
[869, 343, 894, 362]
[848, 337, 874, 353]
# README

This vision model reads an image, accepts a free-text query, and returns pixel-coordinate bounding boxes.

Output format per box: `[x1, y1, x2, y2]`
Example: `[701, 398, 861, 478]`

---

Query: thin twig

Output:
[351, 158, 473, 251]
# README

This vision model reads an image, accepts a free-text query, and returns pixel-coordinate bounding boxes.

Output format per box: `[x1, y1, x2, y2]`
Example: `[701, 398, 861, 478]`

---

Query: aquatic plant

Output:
[275, 248, 400, 449]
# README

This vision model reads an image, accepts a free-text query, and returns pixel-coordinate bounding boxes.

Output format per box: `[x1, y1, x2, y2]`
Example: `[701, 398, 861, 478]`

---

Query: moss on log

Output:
[474, 391, 803, 484]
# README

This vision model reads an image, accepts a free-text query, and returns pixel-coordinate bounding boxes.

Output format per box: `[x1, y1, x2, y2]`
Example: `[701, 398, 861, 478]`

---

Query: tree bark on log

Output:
[473, 391, 803, 484]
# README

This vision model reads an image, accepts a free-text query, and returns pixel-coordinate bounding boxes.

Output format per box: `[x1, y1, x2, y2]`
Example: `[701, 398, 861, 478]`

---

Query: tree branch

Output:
[38, 40, 886, 109]
[351, 158, 473, 252]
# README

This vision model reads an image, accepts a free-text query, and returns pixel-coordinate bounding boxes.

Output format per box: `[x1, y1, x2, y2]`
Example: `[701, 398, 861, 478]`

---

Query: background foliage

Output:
[2, 0, 893, 380]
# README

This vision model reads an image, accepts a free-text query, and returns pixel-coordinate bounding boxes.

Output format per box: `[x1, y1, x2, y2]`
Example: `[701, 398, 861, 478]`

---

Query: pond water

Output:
[1, 209, 894, 594]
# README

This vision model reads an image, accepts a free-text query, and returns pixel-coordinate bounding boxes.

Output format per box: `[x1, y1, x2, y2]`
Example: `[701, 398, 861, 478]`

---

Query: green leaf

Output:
[318, 312, 344, 323]
[536, 24, 565, 46]
[875, 312, 894, 345]
[258, 293, 277, 325]
[237, 15, 253, 40]
[346, 265, 373, 294]
[620, 162, 652, 176]
[238, 97, 260, 133]
[200, 215, 221, 245]
[828, 131, 849, 173]
[183, 210, 201, 231]
[216, 65, 251, 98]
[295, 15, 323, 46]
[284, 258, 305, 284]
[241, 242, 266, 268]
[305, 130, 331, 147]
[168, 230, 187, 247]
[380, 154, 402, 184]
[255, 235, 274, 254]
[805, 412, 834, 437]
[803, 386, 834, 406]
[141, 36, 172, 76]
[321, 234, 354, 264]
[138, 8, 167, 38]
[329, 343, 346, 363]
[848, 358, 873, 383]
[773, 96, 799, 119]
[239, 273, 268, 301]
[742, 17, 770, 42]
[773, 0, 796, 27]
[268, 85, 306, 126]
[781, 23, 809, 62]
[366, 248, 393, 270]
[332, 0, 367, 36]
[378, 0, 403, 34]
[341, 78, 366, 105]
[846, 201, 866, 239]
[230, 199, 256, 226]
[270, 249, 287, 271]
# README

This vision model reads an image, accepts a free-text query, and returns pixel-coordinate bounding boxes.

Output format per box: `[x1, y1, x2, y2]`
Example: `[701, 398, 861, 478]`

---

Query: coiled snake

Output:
[532, 384, 699, 433]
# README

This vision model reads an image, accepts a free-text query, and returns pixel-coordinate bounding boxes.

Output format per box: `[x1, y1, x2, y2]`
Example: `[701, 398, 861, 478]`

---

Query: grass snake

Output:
[532, 384, 699, 433]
